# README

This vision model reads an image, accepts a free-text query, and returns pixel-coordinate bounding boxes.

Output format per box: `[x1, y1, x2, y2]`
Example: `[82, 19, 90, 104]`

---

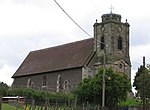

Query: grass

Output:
[2, 103, 72, 110]
[2, 103, 24, 110]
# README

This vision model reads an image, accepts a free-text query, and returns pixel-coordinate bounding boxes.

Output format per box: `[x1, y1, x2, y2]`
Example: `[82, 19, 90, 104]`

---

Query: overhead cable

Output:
[53, 0, 108, 45]
[53, 0, 93, 38]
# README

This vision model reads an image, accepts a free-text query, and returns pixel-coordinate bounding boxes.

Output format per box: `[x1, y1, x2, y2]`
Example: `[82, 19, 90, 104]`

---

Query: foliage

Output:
[119, 98, 142, 106]
[0, 82, 9, 96]
[74, 67, 130, 108]
[133, 65, 150, 98]
[7, 88, 74, 104]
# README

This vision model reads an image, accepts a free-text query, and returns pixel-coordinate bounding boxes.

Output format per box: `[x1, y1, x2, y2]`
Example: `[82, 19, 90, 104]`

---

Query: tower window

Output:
[101, 36, 105, 49]
[118, 37, 122, 50]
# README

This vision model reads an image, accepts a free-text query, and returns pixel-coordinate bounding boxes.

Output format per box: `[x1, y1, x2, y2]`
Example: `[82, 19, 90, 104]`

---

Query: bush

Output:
[119, 98, 142, 106]
[7, 88, 74, 104]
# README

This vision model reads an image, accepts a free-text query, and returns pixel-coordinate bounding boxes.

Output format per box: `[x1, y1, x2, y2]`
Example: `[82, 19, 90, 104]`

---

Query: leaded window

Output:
[118, 37, 122, 50]
[101, 36, 105, 49]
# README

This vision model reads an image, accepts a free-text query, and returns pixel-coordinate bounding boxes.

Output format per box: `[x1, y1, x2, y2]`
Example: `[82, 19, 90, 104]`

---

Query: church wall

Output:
[82, 52, 97, 79]
[13, 76, 29, 88]
[87, 53, 97, 76]
[13, 67, 82, 92]
[125, 66, 131, 80]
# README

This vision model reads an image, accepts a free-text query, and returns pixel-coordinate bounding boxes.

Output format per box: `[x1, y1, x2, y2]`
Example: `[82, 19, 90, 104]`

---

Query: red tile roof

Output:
[12, 38, 95, 77]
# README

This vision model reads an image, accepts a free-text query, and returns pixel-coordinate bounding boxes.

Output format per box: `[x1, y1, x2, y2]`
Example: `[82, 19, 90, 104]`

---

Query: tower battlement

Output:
[102, 13, 121, 22]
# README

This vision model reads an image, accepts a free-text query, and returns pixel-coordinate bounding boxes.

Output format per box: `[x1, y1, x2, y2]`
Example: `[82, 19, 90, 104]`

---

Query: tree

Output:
[133, 65, 150, 109]
[74, 67, 130, 108]
[0, 82, 9, 96]
[133, 65, 150, 97]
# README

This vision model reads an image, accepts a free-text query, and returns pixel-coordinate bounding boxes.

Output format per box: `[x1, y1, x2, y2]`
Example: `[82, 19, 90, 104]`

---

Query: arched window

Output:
[27, 78, 31, 88]
[56, 74, 61, 92]
[42, 75, 47, 87]
[118, 37, 122, 50]
[101, 36, 105, 49]
[31, 82, 34, 88]
[63, 80, 69, 93]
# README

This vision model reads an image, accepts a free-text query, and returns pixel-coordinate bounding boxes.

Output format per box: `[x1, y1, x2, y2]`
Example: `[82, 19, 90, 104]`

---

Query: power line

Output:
[53, 0, 93, 38]
[89, 0, 101, 15]
[53, 0, 108, 45]
[53, 0, 104, 45]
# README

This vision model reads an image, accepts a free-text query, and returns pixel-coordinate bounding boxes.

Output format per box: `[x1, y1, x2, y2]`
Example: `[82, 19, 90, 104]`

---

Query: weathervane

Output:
[109, 4, 114, 14]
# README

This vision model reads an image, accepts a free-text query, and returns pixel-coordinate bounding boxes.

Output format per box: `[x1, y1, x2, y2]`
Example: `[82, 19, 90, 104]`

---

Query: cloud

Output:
[11, 0, 50, 8]
[130, 19, 150, 46]
[0, 64, 15, 86]
[0, 1, 81, 37]
[131, 44, 150, 67]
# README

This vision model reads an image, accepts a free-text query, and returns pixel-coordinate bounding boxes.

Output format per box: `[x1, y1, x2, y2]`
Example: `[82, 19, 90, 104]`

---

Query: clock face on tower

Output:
[101, 27, 105, 32]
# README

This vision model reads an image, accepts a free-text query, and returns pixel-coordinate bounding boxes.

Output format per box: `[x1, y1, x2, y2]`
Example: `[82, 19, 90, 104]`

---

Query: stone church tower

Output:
[93, 12, 131, 79]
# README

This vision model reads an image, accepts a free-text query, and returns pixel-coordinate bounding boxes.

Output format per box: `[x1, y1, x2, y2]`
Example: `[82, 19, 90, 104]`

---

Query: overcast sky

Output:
[0, 0, 150, 89]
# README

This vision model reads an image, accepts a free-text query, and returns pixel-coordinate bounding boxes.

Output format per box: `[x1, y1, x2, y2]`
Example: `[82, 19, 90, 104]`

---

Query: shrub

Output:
[7, 88, 74, 104]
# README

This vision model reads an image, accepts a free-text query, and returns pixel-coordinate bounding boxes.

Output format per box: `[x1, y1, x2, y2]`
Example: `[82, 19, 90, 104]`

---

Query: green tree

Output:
[0, 82, 9, 96]
[133, 66, 150, 97]
[74, 67, 130, 108]
[133, 65, 150, 108]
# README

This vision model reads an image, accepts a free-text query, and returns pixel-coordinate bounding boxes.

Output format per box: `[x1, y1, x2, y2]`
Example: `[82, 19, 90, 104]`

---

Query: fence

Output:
[1, 96, 150, 110]
[24, 100, 105, 110]
[15, 99, 149, 110]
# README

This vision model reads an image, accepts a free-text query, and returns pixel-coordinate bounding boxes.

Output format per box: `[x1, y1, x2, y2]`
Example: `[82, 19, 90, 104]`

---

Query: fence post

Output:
[31, 99, 35, 110]
[82, 103, 85, 110]
[86, 101, 89, 110]
[45, 100, 48, 110]
[74, 95, 77, 109]
[97, 104, 100, 110]
[0, 95, 2, 110]
[16, 96, 19, 110]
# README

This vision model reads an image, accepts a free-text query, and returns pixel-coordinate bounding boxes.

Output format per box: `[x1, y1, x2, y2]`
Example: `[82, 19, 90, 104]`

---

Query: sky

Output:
[0, 0, 150, 90]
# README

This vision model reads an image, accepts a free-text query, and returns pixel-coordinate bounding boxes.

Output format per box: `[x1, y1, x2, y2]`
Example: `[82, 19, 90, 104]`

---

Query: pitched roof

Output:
[12, 38, 95, 77]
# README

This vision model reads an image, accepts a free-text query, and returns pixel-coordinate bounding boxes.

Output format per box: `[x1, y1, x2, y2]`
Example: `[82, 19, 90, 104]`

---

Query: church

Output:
[12, 12, 131, 92]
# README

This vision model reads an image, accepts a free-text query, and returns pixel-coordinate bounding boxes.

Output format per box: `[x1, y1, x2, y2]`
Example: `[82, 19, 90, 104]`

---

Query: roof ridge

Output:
[31, 38, 93, 53]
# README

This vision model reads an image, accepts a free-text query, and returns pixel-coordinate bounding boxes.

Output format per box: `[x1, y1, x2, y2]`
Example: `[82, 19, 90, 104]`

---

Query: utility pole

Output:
[143, 56, 145, 67]
[143, 56, 146, 110]
[102, 44, 106, 110]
